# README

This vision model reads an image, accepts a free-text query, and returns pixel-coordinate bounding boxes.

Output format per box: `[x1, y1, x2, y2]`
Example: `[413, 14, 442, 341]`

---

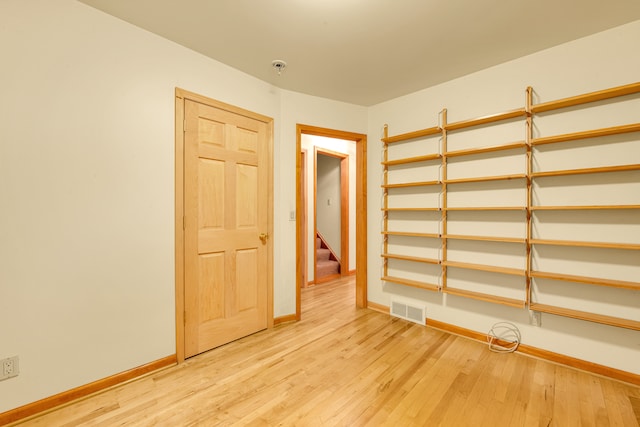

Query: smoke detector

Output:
[271, 59, 287, 75]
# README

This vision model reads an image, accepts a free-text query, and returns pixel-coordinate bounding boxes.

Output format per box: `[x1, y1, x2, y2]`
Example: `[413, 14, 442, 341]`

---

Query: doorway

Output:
[296, 124, 367, 319]
[314, 148, 349, 284]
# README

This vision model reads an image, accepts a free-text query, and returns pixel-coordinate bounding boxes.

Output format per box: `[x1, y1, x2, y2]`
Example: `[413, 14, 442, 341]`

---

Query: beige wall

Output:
[0, 0, 367, 412]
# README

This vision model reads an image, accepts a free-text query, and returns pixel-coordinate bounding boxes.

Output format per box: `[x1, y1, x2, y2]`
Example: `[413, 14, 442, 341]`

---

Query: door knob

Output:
[259, 233, 269, 243]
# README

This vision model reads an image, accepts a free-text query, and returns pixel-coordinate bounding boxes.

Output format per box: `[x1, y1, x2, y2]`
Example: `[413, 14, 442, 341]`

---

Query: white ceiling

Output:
[79, 0, 640, 106]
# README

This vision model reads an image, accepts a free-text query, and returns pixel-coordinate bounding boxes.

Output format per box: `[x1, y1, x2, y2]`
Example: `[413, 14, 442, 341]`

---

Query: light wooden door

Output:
[184, 98, 271, 358]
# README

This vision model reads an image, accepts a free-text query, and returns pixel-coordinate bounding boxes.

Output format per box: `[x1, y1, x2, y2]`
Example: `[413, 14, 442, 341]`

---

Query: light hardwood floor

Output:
[14, 277, 640, 426]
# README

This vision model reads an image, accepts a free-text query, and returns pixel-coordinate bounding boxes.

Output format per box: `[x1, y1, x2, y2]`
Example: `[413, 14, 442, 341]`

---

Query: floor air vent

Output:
[390, 298, 426, 326]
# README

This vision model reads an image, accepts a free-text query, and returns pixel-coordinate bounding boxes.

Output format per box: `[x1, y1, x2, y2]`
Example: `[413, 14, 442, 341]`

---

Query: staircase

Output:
[316, 235, 340, 282]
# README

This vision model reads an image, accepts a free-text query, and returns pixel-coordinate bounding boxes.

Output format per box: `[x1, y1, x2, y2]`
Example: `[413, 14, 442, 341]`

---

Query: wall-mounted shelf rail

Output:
[381, 253, 440, 264]
[531, 123, 640, 146]
[530, 81, 640, 113]
[445, 141, 527, 157]
[446, 206, 527, 211]
[529, 303, 640, 331]
[445, 173, 527, 184]
[530, 205, 640, 211]
[381, 125, 441, 144]
[445, 108, 527, 131]
[382, 207, 441, 212]
[382, 276, 440, 291]
[530, 271, 639, 291]
[531, 164, 640, 178]
[443, 260, 526, 277]
[446, 287, 526, 308]
[382, 231, 440, 238]
[382, 153, 441, 166]
[530, 239, 640, 250]
[382, 180, 441, 188]
[444, 234, 526, 244]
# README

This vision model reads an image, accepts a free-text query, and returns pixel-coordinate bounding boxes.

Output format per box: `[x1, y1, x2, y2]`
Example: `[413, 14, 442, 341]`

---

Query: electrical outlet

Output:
[529, 310, 542, 327]
[1, 356, 19, 381]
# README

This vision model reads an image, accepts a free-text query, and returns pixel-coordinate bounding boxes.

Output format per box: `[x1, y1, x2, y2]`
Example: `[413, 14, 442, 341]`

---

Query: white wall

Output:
[0, 0, 367, 413]
[367, 20, 640, 375]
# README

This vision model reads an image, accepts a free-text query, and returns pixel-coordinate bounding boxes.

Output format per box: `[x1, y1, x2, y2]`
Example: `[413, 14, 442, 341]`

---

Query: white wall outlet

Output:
[289, 210, 295, 221]
[529, 310, 542, 327]
[1, 356, 19, 381]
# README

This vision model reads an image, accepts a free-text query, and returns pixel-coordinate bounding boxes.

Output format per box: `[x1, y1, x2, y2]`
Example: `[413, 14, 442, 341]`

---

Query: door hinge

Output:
[183, 216, 186, 230]
[183, 119, 187, 132]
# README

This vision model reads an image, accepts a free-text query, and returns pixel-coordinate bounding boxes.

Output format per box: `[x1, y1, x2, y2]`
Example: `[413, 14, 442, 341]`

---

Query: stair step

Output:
[317, 259, 340, 278]
[317, 248, 331, 261]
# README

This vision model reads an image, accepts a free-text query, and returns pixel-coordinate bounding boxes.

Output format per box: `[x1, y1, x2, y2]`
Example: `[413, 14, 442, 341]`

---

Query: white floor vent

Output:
[390, 298, 426, 326]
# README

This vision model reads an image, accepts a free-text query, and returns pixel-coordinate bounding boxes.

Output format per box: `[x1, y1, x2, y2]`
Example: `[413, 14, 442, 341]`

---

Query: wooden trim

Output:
[273, 314, 297, 326]
[313, 146, 318, 289]
[348, 269, 357, 276]
[0, 356, 176, 425]
[425, 319, 640, 386]
[296, 124, 367, 315]
[300, 150, 308, 296]
[265, 116, 275, 329]
[175, 88, 272, 123]
[529, 303, 640, 331]
[445, 141, 527, 157]
[382, 125, 441, 144]
[531, 81, 640, 113]
[341, 155, 349, 276]
[366, 301, 389, 314]
[174, 91, 186, 363]
[530, 123, 640, 146]
[445, 287, 526, 308]
[174, 88, 275, 359]
[445, 108, 527, 131]
[296, 137, 304, 319]
[381, 275, 440, 291]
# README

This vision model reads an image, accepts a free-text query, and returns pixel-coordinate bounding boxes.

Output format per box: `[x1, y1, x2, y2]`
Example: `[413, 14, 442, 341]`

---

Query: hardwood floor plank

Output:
[11, 276, 640, 426]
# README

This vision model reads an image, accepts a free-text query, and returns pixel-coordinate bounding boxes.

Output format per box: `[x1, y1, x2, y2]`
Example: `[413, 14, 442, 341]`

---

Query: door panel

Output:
[184, 99, 269, 358]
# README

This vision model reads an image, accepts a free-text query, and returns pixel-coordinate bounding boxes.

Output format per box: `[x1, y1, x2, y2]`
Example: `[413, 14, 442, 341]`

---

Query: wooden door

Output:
[183, 98, 271, 358]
